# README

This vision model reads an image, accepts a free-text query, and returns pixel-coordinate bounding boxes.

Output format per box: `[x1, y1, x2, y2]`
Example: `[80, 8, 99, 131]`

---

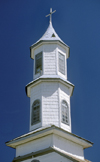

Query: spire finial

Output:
[46, 8, 56, 23]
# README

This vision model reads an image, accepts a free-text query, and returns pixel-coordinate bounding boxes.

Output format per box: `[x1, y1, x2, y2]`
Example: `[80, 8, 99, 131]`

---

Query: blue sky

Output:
[0, 0, 100, 161]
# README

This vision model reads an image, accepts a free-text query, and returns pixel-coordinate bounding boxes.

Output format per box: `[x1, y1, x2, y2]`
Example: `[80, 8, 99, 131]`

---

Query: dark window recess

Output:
[62, 100, 69, 125]
[31, 100, 40, 125]
[52, 33, 55, 37]
[31, 160, 40, 162]
[35, 52, 42, 74]
[58, 52, 65, 75]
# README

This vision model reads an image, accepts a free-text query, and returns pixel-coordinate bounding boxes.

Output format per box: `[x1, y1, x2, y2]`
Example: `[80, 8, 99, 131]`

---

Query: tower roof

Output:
[31, 21, 69, 48]
[37, 21, 66, 42]
[30, 21, 69, 59]
[30, 8, 69, 59]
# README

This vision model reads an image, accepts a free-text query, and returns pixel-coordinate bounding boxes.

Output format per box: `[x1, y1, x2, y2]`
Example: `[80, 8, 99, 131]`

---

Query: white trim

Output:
[30, 41, 69, 59]
[56, 47, 58, 75]
[43, 45, 44, 75]
[6, 125, 93, 149]
[58, 83, 61, 127]
[41, 94, 43, 127]
[58, 49, 67, 80]
[26, 76, 74, 98]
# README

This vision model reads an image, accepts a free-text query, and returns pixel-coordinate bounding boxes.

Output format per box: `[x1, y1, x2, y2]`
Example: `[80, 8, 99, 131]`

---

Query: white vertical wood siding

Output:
[44, 44, 57, 75]
[42, 82, 59, 126]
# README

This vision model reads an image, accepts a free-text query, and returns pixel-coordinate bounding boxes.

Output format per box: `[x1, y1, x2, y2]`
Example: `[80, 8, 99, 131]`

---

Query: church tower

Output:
[6, 9, 93, 162]
[26, 8, 73, 133]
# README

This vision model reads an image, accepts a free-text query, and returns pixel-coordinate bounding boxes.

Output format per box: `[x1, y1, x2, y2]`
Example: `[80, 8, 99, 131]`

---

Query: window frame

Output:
[35, 52, 43, 74]
[31, 99, 41, 125]
[61, 100, 69, 125]
[58, 52, 65, 75]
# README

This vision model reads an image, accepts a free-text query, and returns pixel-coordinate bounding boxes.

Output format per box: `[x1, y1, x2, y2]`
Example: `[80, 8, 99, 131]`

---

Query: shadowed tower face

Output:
[27, 8, 74, 132]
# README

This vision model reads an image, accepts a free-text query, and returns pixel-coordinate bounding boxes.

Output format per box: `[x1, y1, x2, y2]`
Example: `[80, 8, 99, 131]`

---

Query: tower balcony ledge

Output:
[25, 75, 74, 97]
[6, 124, 93, 150]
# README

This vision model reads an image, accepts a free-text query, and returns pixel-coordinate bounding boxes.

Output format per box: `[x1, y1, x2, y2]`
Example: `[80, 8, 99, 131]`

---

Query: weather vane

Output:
[46, 8, 56, 23]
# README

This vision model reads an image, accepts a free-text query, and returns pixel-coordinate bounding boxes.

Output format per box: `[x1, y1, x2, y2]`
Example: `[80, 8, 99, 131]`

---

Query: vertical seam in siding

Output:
[69, 97, 71, 132]
[56, 46, 58, 75]
[29, 90, 32, 131]
[58, 82, 61, 127]
[43, 45, 44, 75]
[66, 55, 67, 80]
[41, 84, 43, 127]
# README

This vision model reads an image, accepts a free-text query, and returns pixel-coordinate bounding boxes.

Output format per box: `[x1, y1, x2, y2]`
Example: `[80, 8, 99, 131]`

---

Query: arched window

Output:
[61, 100, 69, 125]
[31, 100, 40, 125]
[31, 160, 40, 162]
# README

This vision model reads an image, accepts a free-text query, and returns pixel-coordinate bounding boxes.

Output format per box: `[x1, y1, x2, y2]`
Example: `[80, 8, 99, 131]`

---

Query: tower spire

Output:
[46, 8, 56, 23]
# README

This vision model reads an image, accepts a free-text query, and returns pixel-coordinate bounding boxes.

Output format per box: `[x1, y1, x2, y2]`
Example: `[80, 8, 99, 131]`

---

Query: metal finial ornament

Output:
[46, 8, 56, 23]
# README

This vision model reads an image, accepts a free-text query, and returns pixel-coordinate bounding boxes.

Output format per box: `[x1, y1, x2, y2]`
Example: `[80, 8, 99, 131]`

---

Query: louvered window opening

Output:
[35, 52, 42, 74]
[62, 100, 69, 125]
[58, 52, 65, 75]
[31, 100, 40, 125]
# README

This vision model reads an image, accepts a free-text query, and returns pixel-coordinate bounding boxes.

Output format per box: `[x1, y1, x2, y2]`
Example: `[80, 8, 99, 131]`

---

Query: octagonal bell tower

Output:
[6, 9, 93, 162]
[26, 10, 74, 132]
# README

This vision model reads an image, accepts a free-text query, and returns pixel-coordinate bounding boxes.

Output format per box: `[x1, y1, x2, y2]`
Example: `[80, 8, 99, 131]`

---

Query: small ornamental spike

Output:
[46, 8, 56, 23]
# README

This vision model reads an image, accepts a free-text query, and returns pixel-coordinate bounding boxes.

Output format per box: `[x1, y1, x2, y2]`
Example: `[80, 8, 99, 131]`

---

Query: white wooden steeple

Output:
[26, 8, 74, 132]
[6, 9, 93, 162]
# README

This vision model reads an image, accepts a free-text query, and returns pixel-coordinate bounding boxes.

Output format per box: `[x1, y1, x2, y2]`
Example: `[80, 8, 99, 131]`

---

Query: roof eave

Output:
[30, 40, 70, 59]
[6, 125, 93, 149]
[25, 77, 74, 98]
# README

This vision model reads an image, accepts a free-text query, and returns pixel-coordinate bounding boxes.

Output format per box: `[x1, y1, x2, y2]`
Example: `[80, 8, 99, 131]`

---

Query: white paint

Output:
[42, 82, 59, 127]
[59, 83, 71, 132]
[53, 134, 84, 160]
[16, 134, 53, 157]
[32, 22, 69, 47]
[33, 43, 67, 80]
[57, 47, 67, 80]
[44, 44, 56, 75]
[29, 81, 71, 132]
[16, 133, 84, 161]
[22, 152, 72, 162]
[30, 83, 42, 131]
[29, 39, 72, 132]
